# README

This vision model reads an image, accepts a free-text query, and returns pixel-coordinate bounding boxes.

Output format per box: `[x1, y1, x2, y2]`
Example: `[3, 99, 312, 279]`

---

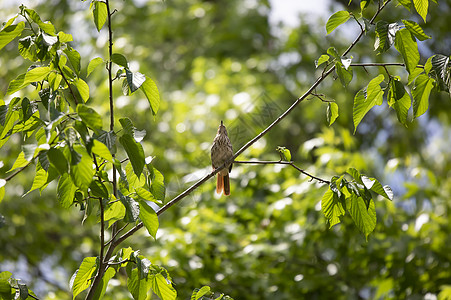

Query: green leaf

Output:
[87, 57, 104, 77]
[89, 180, 108, 198]
[361, 176, 394, 200]
[394, 28, 420, 74]
[346, 195, 376, 240]
[47, 148, 69, 174]
[0, 21, 25, 51]
[74, 78, 89, 103]
[119, 134, 145, 177]
[398, 0, 412, 11]
[57, 173, 77, 208]
[92, 0, 108, 31]
[77, 104, 103, 132]
[93, 267, 116, 300]
[388, 77, 411, 126]
[91, 139, 113, 162]
[58, 31, 73, 43]
[96, 130, 117, 154]
[326, 47, 340, 60]
[141, 76, 160, 117]
[335, 62, 353, 87]
[104, 201, 126, 226]
[402, 20, 431, 41]
[147, 164, 165, 202]
[71, 257, 98, 299]
[126, 69, 146, 93]
[120, 193, 140, 223]
[6, 73, 27, 95]
[413, 0, 428, 22]
[70, 148, 94, 191]
[64, 48, 81, 76]
[26, 162, 48, 195]
[112, 53, 128, 68]
[412, 73, 434, 118]
[127, 268, 150, 300]
[326, 11, 351, 34]
[374, 21, 395, 53]
[353, 74, 385, 133]
[322, 187, 345, 228]
[135, 187, 159, 204]
[428, 54, 450, 93]
[9, 151, 29, 172]
[119, 117, 135, 137]
[149, 273, 177, 300]
[327, 102, 339, 126]
[139, 200, 159, 239]
[24, 67, 51, 83]
[24, 8, 55, 35]
[315, 54, 330, 68]
[0, 271, 13, 300]
[192, 286, 211, 300]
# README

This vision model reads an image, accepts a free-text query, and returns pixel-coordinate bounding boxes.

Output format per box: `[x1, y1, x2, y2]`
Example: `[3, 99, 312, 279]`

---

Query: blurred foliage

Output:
[0, 0, 451, 299]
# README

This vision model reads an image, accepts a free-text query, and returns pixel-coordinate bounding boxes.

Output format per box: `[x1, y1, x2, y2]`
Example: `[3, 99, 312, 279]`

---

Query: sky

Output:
[268, 0, 330, 27]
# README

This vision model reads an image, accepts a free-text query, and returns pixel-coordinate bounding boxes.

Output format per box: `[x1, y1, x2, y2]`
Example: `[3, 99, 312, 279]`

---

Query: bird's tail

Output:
[216, 174, 230, 196]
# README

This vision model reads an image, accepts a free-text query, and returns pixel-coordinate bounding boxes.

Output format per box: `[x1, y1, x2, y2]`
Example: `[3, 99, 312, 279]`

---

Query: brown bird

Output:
[211, 121, 234, 196]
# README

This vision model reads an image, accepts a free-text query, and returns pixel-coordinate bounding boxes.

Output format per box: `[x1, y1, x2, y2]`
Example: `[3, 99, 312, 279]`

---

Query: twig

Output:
[234, 160, 330, 184]
[57, 66, 78, 105]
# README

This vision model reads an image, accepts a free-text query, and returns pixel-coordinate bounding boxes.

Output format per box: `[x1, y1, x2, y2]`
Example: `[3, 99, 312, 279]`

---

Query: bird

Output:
[211, 121, 234, 196]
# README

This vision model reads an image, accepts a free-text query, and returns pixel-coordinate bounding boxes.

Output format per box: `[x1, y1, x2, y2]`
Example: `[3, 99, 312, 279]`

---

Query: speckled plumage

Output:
[211, 121, 233, 195]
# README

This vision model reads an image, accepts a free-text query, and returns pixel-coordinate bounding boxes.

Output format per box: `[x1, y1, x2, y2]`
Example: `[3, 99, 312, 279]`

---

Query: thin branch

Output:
[86, 0, 117, 298]
[342, 0, 392, 58]
[350, 62, 404, 67]
[234, 160, 330, 184]
[104, 223, 128, 247]
[57, 66, 78, 105]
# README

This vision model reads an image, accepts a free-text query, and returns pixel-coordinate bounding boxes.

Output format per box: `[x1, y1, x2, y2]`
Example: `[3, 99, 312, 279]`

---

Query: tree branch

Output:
[234, 160, 330, 184]
[86, 0, 117, 298]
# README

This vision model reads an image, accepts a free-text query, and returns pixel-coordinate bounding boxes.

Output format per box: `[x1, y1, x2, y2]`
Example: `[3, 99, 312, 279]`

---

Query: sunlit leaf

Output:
[74, 78, 89, 103]
[71, 257, 98, 299]
[57, 173, 77, 208]
[92, 1, 108, 31]
[394, 28, 420, 74]
[388, 77, 411, 126]
[402, 19, 431, 41]
[139, 200, 159, 239]
[140, 76, 160, 117]
[327, 102, 339, 126]
[321, 187, 345, 228]
[87, 57, 104, 77]
[353, 74, 385, 133]
[315, 54, 330, 68]
[326, 11, 351, 35]
[346, 194, 376, 240]
[119, 134, 145, 177]
[412, 74, 434, 118]
[0, 22, 25, 51]
[77, 104, 103, 132]
[413, 0, 428, 22]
